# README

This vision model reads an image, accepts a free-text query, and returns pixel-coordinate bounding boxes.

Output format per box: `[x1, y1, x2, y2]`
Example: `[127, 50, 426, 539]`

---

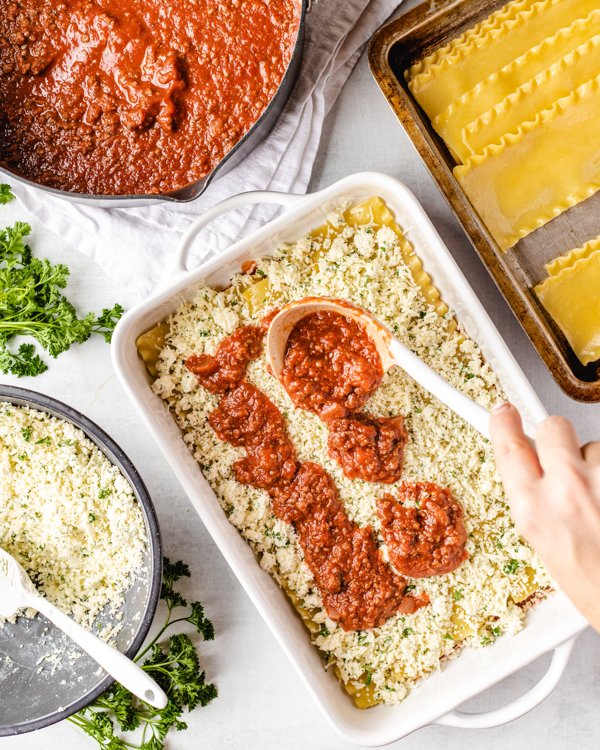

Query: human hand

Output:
[490, 403, 600, 632]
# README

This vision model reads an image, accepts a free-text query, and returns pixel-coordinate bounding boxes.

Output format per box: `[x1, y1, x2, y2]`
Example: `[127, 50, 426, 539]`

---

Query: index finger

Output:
[489, 402, 543, 496]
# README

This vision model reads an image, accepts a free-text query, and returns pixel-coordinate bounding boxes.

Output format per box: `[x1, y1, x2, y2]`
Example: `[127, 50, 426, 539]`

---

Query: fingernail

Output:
[491, 401, 511, 413]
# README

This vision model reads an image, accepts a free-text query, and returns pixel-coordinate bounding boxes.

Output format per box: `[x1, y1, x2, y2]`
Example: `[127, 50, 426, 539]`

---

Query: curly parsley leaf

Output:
[163, 557, 191, 586]
[160, 557, 190, 609]
[143, 633, 212, 712]
[68, 710, 124, 749]
[156, 560, 215, 640]
[0, 222, 124, 376]
[95, 683, 140, 733]
[0, 184, 15, 204]
[187, 601, 215, 641]
[69, 558, 217, 750]
[0, 342, 47, 377]
[93, 304, 125, 343]
[0, 221, 31, 265]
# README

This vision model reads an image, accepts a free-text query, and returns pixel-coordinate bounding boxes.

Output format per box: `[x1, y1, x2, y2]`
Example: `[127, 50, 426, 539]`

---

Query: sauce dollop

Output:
[327, 414, 408, 485]
[282, 311, 383, 420]
[186, 320, 427, 631]
[377, 482, 468, 578]
[209, 382, 298, 490]
[0, 0, 300, 195]
[272, 462, 426, 630]
[186, 326, 264, 395]
[281, 310, 408, 484]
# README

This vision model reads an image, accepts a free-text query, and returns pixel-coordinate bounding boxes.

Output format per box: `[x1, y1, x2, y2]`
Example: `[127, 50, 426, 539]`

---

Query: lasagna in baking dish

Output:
[139, 197, 550, 707]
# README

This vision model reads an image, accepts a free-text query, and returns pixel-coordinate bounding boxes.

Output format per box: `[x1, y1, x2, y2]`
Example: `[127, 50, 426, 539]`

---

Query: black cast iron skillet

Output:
[0, 0, 309, 208]
[0, 385, 162, 736]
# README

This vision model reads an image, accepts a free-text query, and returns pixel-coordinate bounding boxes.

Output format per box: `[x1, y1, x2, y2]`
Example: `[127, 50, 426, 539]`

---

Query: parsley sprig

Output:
[0, 183, 15, 204]
[68, 558, 217, 749]
[0, 221, 123, 376]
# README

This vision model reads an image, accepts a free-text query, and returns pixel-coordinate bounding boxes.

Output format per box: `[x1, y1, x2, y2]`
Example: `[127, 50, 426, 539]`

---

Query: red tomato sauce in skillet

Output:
[0, 0, 300, 195]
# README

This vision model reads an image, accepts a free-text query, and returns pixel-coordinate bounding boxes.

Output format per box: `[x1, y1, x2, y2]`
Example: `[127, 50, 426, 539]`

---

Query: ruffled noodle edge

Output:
[455, 74, 599, 172]
[434, 10, 600, 143]
[543, 235, 600, 280]
[454, 74, 600, 249]
[406, 0, 544, 90]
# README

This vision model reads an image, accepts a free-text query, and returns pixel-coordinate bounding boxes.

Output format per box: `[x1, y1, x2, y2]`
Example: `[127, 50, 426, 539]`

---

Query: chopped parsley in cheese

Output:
[151, 200, 550, 706]
[0, 405, 148, 635]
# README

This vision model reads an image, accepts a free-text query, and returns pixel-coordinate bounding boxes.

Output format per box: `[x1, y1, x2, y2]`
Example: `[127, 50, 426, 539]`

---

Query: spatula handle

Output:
[389, 338, 536, 441]
[29, 594, 167, 709]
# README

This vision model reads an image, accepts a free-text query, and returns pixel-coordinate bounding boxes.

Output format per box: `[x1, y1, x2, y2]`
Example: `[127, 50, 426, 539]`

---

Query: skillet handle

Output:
[435, 637, 577, 730]
[175, 191, 308, 273]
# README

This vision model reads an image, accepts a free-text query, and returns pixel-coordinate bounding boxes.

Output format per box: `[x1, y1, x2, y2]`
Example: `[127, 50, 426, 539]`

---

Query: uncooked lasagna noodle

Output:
[463, 30, 600, 159]
[454, 74, 600, 250]
[406, 0, 599, 121]
[147, 197, 550, 708]
[535, 236, 600, 365]
[434, 10, 600, 162]
[405, 0, 537, 80]
[545, 235, 600, 276]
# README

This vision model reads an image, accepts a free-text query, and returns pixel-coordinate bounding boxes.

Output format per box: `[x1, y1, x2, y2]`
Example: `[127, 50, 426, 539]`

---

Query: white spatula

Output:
[0, 545, 167, 709]
[266, 297, 529, 440]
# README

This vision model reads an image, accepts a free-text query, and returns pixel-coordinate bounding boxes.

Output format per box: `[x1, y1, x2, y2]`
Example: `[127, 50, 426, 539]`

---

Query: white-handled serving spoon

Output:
[0, 546, 168, 709]
[266, 297, 529, 441]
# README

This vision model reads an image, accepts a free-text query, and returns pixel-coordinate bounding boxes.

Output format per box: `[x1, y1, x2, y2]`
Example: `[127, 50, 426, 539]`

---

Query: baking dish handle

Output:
[435, 637, 576, 729]
[175, 191, 308, 273]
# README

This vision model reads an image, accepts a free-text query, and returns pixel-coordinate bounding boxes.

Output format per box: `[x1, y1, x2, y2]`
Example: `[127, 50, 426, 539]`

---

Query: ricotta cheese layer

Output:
[0, 404, 148, 635]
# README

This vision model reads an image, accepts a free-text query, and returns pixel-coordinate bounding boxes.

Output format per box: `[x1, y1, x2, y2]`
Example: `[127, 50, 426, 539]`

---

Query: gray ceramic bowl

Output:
[0, 385, 162, 736]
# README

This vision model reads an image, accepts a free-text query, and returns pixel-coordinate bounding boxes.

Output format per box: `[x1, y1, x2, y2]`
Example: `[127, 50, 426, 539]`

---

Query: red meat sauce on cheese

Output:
[281, 310, 408, 484]
[281, 310, 383, 420]
[209, 382, 297, 490]
[186, 325, 266, 395]
[0, 0, 300, 195]
[185, 317, 428, 631]
[327, 414, 408, 485]
[377, 482, 469, 578]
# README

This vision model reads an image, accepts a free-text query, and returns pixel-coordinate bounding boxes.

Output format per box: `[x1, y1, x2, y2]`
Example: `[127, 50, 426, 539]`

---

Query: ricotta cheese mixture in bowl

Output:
[0, 386, 161, 736]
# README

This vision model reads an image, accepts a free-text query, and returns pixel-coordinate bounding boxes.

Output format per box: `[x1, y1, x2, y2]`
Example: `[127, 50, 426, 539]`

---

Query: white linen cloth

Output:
[12, 0, 401, 299]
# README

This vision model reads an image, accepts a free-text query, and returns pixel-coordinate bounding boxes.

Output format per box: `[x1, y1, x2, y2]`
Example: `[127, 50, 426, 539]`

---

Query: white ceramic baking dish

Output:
[112, 172, 587, 745]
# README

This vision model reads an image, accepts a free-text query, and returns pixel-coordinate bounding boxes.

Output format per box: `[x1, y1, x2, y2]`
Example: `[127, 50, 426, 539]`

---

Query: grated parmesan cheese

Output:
[152, 204, 550, 705]
[0, 405, 148, 636]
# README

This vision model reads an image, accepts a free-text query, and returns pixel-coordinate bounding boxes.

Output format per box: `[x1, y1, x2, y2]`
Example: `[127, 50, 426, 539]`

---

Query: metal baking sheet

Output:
[368, 0, 600, 401]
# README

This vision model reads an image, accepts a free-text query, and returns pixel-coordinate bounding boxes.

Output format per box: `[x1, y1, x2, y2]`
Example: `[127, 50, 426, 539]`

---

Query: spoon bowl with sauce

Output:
[266, 297, 521, 440]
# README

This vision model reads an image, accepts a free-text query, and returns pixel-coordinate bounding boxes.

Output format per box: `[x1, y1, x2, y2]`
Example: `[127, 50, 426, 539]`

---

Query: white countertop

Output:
[2, 3, 600, 747]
